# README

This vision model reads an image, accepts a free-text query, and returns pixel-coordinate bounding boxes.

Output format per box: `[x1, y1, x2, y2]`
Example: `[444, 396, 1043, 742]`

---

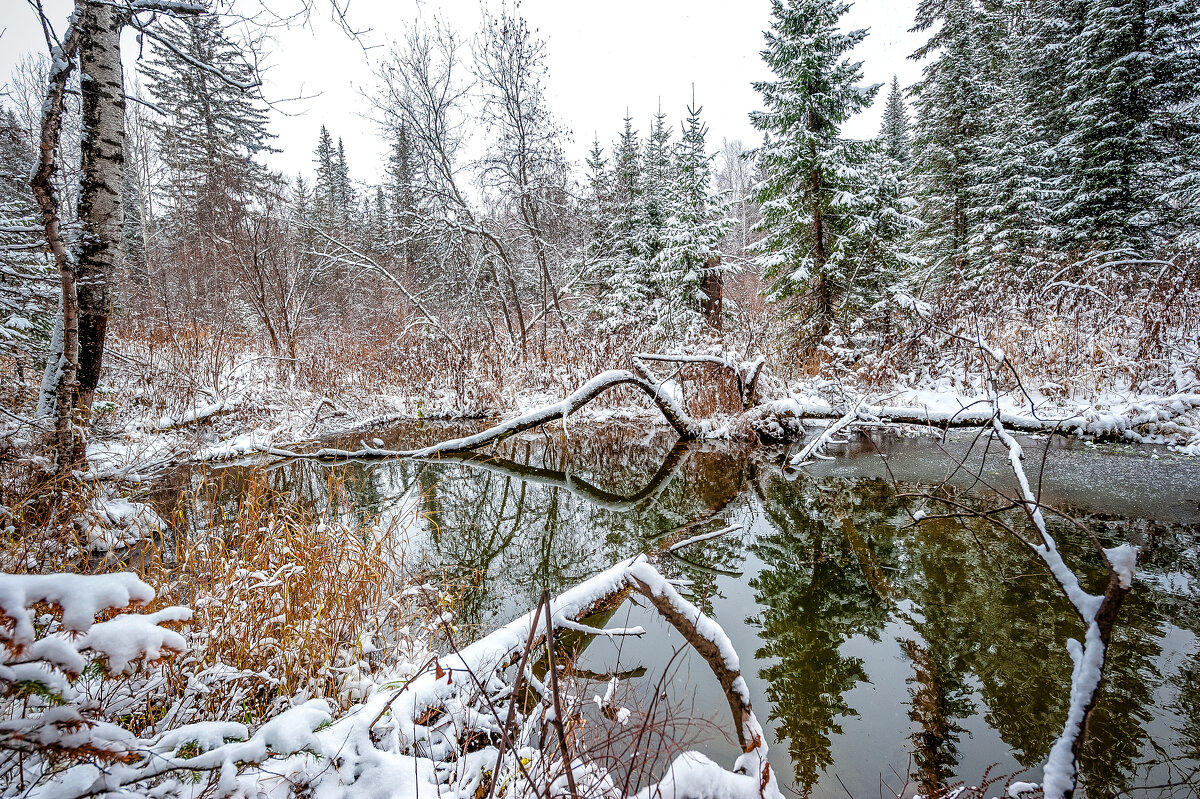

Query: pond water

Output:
[155, 422, 1200, 798]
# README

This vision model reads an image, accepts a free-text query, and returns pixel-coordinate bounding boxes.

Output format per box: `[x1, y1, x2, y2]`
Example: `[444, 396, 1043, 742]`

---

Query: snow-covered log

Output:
[305, 555, 781, 799]
[266, 369, 700, 462]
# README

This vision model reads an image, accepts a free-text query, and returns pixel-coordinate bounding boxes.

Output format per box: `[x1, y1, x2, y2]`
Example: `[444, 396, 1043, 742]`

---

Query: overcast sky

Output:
[1, 0, 925, 184]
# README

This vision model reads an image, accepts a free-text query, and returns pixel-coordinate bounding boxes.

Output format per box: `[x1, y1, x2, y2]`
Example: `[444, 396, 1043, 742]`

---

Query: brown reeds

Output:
[136, 467, 436, 727]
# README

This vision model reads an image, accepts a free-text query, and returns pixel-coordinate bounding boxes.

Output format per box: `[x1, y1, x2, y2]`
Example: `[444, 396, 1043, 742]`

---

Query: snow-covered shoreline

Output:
[75, 364, 1200, 482]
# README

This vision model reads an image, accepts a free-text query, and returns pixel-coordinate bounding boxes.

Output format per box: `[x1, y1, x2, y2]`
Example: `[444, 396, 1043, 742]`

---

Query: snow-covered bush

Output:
[0, 570, 338, 799]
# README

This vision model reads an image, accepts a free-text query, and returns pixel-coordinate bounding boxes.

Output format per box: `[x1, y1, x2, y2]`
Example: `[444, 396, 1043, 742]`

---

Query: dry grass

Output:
[134, 468, 438, 726]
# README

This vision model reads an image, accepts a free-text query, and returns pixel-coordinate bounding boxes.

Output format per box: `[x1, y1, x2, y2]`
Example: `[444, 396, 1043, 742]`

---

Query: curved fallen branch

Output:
[634, 352, 768, 409]
[342, 555, 780, 799]
[265, 369, 700, 462]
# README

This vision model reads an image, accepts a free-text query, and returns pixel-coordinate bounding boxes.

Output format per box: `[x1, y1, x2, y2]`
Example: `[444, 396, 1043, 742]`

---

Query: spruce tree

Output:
[587, 118, 644, 331]
[120, 157, 147, 281]
[579, 136, 615, 291]
[142, 13, 273, 234]
[843, 142, 922, 323]
[334, 137, 355, 235]
[879, 76, 912, 166]
[658, 100, 735, 334]
[1056, 0, 1200, 249]
[313, 125, 338, 228]
[633, 109, 673, 279]
[620, 109, 675, 334]
[908, 0, 989, 278]
[1156, 3, 1200, 241]
[386, 124, 419, 268]
[611, 114, 640, 259]
[0, 109, 55, 378]
[969, 47, 1051, 269]
[751, 0, 880, 349]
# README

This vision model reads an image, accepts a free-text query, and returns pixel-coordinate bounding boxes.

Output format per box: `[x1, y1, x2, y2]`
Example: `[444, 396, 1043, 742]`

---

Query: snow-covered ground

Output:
[72, 337, 1200, 482]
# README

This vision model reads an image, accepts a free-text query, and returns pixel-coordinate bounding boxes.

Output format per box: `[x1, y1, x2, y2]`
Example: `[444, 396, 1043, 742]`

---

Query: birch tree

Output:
[75, 0, 125, 414]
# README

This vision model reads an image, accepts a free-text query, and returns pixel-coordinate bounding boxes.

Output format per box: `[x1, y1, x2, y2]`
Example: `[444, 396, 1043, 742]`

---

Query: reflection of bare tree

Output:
[412, 434, 757, 630]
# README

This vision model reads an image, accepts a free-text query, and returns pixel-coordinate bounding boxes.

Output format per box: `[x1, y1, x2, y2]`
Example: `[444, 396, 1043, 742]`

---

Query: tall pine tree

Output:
[751, 0, 880, 350]
[142, 14, 273, 235]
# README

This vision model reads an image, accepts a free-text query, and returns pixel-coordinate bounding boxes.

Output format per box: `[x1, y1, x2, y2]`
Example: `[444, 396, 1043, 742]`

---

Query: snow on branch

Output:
[310, 555, 782, 799]
[788, 396, 868, 467]
[266, 368, 700, 462]
[967, 335, 1138, 799]
[2, 559, 778, 796]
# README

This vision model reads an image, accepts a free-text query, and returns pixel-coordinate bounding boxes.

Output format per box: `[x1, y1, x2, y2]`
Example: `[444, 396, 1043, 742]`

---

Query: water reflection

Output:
[151, 423, 1200, 798]
[748, 475, 895, 791]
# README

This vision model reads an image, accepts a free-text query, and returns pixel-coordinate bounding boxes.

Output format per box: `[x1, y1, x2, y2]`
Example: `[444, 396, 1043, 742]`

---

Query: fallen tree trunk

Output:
[756, 393, 1200, 441]
[266, 369, 700, 462]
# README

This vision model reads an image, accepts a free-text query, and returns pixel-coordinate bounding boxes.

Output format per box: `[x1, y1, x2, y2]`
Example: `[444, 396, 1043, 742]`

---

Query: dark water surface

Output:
[156, 422, 1200, 798]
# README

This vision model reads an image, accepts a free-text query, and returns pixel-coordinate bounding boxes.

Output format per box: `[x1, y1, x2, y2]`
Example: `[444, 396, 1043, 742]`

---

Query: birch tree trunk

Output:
[32, 11, 82, 474]
[75, 0, 126, 414]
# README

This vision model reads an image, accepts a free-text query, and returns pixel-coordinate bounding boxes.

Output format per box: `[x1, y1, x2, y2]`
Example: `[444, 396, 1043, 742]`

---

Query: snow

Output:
[788, 396, 866, 467]
[180, 555, 782, 799]
[1042, 625, 1106, 799]
[0, 572, 156, 642]
[768, 382, 1200, 454]
[76, 606, 192, 673]
[75, 495, 167, 553]
[1103, 544, 1139, 590]
[266, 369, 700, 462]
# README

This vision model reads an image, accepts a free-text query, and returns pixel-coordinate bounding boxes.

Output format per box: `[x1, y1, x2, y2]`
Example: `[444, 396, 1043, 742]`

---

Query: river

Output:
[151, 421, 1200, 798]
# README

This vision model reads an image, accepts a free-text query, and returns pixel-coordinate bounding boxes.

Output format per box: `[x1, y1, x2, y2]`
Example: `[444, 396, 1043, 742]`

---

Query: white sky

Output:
[0, 0, 925, 184]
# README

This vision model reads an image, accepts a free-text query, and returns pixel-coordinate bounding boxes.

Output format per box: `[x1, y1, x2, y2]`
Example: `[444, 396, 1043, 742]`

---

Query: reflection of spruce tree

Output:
[1174, 658, 1200, 761]
[893, 517, 981, 791]
[749, 476, 893, 792]
[1159, 524, 1200, 763]
[897, 514, 1073, 770]
[898, 637, 972, 793]
[659, 447, 754, 613]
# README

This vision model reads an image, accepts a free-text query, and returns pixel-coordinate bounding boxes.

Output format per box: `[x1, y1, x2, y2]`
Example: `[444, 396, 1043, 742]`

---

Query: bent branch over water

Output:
[265, 368, 701, 462]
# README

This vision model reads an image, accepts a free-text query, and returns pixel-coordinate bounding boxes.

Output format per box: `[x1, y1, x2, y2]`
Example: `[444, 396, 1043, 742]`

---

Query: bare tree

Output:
[371, 21, 534, 352]
[714, 137, 759, 265]
[473, 8, 573, 345]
